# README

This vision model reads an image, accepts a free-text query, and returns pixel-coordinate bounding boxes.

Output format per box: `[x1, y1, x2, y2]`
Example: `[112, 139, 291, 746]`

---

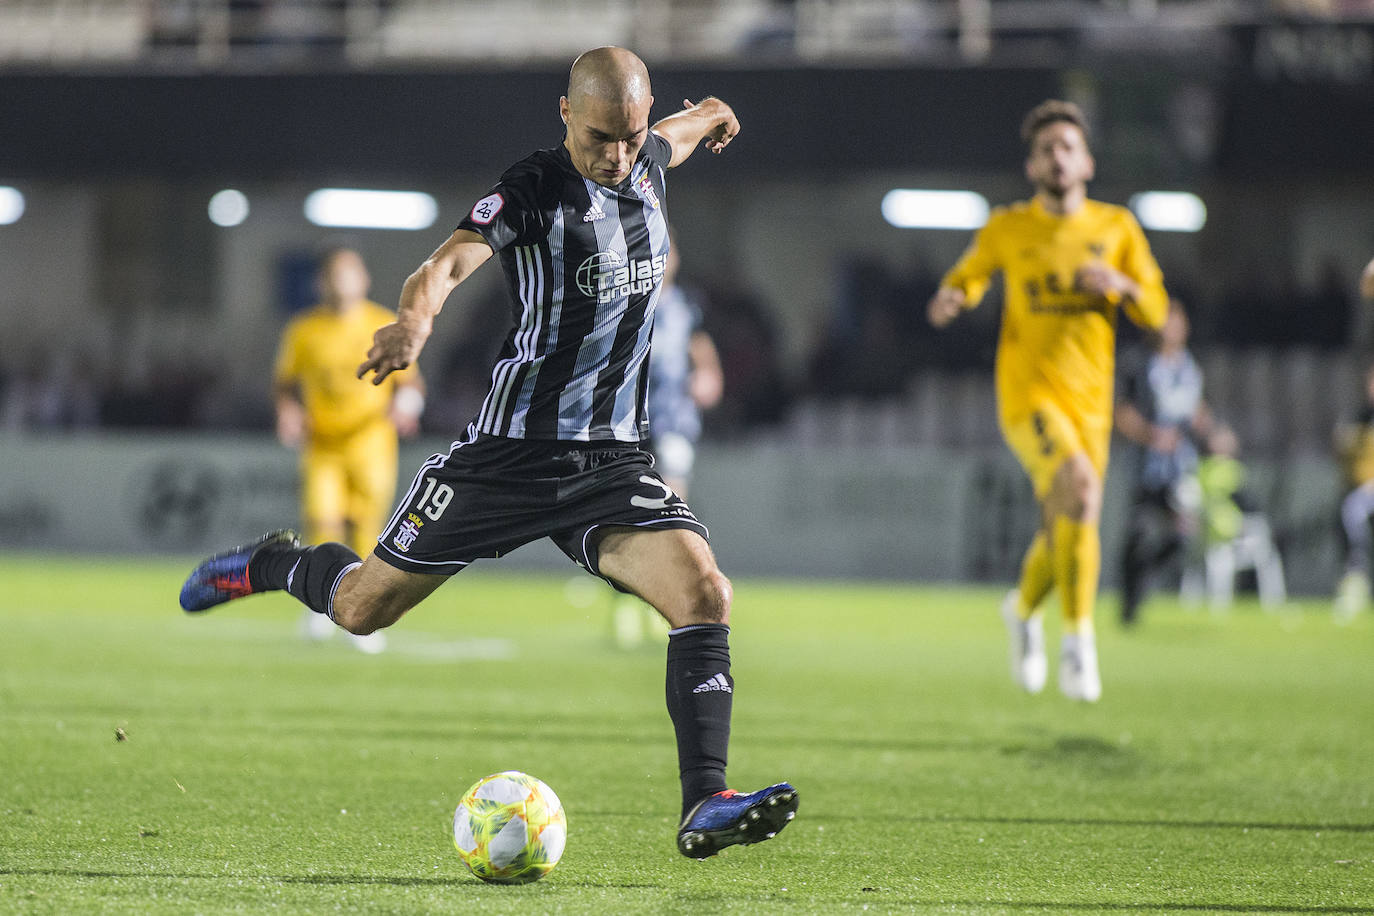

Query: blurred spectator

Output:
[2, 349, 101, 431]
[99, 356, 211, 428]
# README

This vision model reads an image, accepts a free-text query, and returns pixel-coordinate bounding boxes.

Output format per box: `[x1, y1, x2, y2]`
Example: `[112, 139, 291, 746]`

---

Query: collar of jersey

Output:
[1030, 195, 1094, 223]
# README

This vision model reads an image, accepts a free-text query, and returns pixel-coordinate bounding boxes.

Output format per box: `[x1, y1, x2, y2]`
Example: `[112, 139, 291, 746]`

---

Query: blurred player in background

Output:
[1115, 298, 1213, 626]
[613, 230, 724, 648]
[646, 236, 724, 499]
[928, 99, 1168, 701]
[1333, 364, 1374, 620]
[183, 47, 797, 859]
[1336, 258, 1374, 619]
[273, 246, 425, 653]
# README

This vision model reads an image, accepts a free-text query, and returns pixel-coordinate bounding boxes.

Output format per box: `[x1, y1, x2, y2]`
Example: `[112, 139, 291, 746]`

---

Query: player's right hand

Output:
[927, 287, 966, 328]
[275, 399, 305, 449]
[358, 321, 426, 385]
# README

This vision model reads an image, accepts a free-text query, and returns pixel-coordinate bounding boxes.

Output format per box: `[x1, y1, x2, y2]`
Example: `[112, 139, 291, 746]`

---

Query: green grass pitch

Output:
[1, 554, 1371, 914]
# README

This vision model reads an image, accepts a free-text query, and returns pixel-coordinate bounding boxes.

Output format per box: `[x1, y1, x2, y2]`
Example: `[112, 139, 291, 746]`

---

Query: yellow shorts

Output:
[1001, 403, 1109, 500]
[301, 421, 399, 557]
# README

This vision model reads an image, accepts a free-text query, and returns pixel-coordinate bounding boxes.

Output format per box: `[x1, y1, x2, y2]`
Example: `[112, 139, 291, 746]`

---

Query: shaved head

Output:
[567, 46, 651, 110]
[561, 47, 655, 187]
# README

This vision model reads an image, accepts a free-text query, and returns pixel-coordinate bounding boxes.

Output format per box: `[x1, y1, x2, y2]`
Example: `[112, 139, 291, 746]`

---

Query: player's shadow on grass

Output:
[999, 732, 1145, 776]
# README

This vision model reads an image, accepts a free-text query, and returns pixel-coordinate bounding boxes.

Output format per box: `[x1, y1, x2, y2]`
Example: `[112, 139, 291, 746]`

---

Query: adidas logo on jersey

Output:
[692, 673, 732, 694]
[583, 199, 606, 222]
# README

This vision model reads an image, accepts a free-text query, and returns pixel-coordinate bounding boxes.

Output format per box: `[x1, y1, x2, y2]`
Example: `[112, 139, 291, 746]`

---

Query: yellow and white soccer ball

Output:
[452, 770, 567, 884]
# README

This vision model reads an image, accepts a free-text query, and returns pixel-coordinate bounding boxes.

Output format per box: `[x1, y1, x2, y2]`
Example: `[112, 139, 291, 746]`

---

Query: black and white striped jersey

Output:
[457, 132, 672, 442]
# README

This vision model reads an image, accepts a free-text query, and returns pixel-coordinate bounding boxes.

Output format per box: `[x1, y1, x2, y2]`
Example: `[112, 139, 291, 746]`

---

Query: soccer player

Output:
[1115, 299, 1213, 625]
[1334, 260, 1374, 618]
[273, 247, 425, 654]
[928, 99, 1168, 702]
[612, 231, 723, 648]
[180, 47, 797, 858]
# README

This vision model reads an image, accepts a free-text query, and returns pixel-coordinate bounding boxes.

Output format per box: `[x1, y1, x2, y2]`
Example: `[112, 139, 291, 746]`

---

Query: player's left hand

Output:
[685, 98, 739, 154]
[358, 321, 428, 385]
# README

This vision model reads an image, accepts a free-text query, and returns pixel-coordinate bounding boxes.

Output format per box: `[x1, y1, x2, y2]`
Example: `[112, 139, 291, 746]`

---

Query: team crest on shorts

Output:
[393, 514, 423, 552]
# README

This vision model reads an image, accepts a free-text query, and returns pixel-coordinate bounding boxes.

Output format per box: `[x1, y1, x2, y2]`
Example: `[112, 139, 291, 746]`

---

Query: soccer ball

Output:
[452, 770, 567, 884]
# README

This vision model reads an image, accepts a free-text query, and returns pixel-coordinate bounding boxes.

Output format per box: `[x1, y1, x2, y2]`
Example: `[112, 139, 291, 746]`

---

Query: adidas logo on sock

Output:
[692, 673, 732, 694]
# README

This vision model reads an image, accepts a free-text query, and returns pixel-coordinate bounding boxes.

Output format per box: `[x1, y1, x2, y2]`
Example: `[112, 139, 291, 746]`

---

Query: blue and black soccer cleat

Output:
[676, 783, 798, 859]
[179, 529, 299, 613]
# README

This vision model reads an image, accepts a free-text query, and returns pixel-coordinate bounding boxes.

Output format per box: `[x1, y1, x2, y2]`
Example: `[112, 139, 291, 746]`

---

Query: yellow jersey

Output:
[273, 300, 416, 442]
[941, 197, 1167, 426]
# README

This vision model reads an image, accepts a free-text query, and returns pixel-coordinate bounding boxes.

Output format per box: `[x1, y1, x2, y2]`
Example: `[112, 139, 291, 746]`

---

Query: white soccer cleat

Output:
[1001, 589, 1047, 694]
[1059, 631, 1102, 703]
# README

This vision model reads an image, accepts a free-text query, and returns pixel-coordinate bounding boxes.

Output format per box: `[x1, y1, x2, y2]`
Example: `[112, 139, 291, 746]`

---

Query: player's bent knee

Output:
[330, 584, 405, 636]
[329, 596, 380, 635]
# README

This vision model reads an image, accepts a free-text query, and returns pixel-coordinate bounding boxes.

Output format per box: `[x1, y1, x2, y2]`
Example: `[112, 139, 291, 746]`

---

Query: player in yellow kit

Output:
[274, 247, 425, 653]
[929, 100, 1168, 701]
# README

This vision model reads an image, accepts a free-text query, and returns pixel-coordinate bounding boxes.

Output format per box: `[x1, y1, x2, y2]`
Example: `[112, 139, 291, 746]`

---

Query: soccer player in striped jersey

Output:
[181, 46, 796, 858]
[928, 100, 1168, 702]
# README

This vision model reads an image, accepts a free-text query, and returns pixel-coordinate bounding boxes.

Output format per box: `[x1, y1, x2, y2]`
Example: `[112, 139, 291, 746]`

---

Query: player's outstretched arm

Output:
[652, 97, 740, 167]
[359, 229, 493, 385]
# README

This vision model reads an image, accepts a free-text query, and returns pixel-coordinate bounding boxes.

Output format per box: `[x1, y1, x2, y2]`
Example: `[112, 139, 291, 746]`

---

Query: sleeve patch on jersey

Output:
[469, 193, 504, 226]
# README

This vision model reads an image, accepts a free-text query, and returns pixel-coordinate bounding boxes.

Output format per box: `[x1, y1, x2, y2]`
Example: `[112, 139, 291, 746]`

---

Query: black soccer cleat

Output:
[676, 783, 798, 859]
[179, 529, 299, 613]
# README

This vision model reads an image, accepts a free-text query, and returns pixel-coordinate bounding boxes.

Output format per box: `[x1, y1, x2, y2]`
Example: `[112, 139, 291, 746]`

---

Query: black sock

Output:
[666, 623, 733, 819]
[248, 541, 361, 619]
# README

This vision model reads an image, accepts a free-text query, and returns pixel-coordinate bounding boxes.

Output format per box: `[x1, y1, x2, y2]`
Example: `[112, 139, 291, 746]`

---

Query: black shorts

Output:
[374, 434, 708, 579]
